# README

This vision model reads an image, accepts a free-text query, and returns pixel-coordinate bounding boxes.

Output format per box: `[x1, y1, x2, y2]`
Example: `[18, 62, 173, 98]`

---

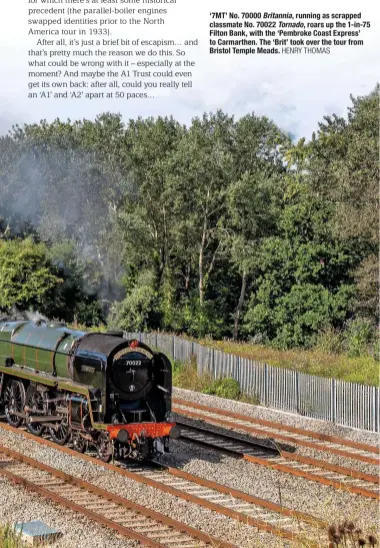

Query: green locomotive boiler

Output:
[0, 319, 180, 461]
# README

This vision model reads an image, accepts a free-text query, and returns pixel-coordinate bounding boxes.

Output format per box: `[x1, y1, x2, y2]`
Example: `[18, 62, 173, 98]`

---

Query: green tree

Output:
[0, 96, 376, 344]
[244, 197, 358, 348]
[167, 110, 234, 309]
[121, 116, 184, 280]
[226, 114, 290, 339]
[116, 116, 184, 330]
[109, 270, 159, 331]
[0, 238, 63, 313]
[287, 86, 379, 321]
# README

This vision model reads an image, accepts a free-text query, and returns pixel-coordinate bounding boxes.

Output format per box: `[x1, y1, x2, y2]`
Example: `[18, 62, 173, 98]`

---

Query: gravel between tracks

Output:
[0, 426, 289, 548]
[0, 386, 378, 548]
[170, 388, 379, 535]
[0, 475, 139, 548]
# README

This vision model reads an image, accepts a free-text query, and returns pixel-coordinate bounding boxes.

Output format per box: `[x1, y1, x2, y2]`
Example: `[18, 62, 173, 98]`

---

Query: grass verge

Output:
[198, 339, 379, 386]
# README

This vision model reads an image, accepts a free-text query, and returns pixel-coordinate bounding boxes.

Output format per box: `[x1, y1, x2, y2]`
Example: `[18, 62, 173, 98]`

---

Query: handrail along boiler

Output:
[0, 320, 180, 461]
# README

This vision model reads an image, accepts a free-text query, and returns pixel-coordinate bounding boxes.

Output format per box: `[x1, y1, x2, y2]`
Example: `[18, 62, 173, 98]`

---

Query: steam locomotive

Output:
[0, 320, 180, 461]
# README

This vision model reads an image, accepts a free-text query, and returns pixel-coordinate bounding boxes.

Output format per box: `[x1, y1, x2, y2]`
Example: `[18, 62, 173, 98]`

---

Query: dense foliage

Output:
[0, 87, 378, 350]
[0, 238, 62, 313]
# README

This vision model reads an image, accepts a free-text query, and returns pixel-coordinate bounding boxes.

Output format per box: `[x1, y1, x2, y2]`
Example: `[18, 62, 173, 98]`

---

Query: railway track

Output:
[176, 420, 380, 500]
[0, 422, 325, 545]
[0, 444, 232, 548]
[173, 399, 380, 466]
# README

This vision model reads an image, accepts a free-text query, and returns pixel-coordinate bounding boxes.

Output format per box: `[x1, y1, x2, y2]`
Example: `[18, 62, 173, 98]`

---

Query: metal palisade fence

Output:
[124, 332, 379, 433]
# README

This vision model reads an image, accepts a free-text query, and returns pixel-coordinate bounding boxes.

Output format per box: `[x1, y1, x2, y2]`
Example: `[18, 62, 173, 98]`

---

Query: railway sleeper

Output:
[83, 502, 115, 510]
[169, 544, 207, 548]
[118, 516, 149, 524]
[151, 534, 194, 542]
[138, 527, 172, 534]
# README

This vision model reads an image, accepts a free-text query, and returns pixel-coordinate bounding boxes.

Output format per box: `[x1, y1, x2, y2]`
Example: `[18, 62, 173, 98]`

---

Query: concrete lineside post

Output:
[197, 344, 201, 376]
[373, 386, 379, 433]
[295, 371, 300, 414]
[331, 378, 337, 424]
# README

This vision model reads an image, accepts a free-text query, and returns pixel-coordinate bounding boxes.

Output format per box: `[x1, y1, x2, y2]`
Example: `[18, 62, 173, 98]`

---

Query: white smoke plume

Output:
[0, 138, 128, 313]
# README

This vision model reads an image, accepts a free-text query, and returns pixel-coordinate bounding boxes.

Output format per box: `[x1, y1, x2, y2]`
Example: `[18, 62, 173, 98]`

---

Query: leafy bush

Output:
[170, 297, 225, 340]
[0, 238, 63, 314]
[109, 270, 159, 331]
[203, 377, 241, 399]
[246, 282, 355, 349]
[47, 240, 106, 325]
[344, 318, 377, 358]
[74, 296, 105, 327]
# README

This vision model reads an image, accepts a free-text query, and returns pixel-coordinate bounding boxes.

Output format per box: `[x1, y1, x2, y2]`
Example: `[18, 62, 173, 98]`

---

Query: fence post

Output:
[331, 378, 337, 424]
[296, 372, 300, 413]
[172, 336, 175, 360]
[264, 363, 268, 407]
[374, 387, 379, 433]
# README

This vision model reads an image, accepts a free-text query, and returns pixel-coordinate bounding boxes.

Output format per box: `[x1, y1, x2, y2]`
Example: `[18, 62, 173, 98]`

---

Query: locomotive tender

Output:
[0, 319, 180, 461]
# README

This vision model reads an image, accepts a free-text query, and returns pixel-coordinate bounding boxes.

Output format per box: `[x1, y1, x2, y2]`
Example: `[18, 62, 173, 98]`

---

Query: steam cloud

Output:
[0, 140, 127, 313]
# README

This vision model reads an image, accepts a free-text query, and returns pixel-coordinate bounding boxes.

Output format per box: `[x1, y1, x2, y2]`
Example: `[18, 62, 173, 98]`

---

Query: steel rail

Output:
[173, 402, 379, 466]
[176, 419, 280, 455]
[0, 422, 323, 543]
[177, 421, 379, 500]
[0, 443, 235, 548]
